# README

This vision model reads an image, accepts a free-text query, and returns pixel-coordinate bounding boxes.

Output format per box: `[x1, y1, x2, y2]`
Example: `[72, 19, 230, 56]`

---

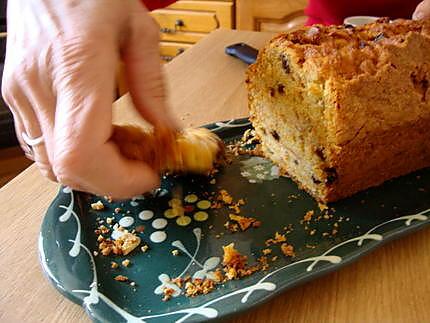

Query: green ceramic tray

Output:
[39, 118, 430, 323]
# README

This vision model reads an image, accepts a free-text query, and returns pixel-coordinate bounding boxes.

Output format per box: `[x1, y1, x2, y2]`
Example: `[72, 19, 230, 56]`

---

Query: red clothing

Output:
[305, 0, 421, 25]
[142, 0, 421, 27]
[141, 0, 176, 11]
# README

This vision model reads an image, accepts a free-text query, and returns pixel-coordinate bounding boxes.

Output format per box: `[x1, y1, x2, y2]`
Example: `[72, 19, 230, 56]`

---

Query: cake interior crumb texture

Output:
[247, 18, 430, 202]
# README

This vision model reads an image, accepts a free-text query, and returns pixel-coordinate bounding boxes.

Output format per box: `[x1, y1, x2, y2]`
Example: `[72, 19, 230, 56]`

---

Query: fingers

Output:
[51, 34, 160, 198]
[2, 72, 55, 180]
[413, 0, 430, 20]
[121, 3, 179, 130]
[54, 141, 160, 199]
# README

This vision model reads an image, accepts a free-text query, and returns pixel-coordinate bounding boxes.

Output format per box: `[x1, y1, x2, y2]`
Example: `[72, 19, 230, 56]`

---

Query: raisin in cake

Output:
[247, 18, 430, 202]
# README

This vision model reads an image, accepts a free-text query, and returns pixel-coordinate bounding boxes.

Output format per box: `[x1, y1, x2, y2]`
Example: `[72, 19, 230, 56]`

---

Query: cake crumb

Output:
[135, 225, 145, 233]
[172, 249, 180, 256]
[122, 259, 131, 267]
[130, 282, 136, 287]
[93, 251, 98, 256]
[303, 210, 314, 222]
[184, 278, 217, 297]
[98, 232, 141, 256]
[91, 201, 105, 210]
[265, 232, 287, 246]
[162, 288, 175, 302]
[217, 190, 234, 205]
[104, 196, 113, 203]
[141, 245, 149, 253]
[281, 243, 295, 257]
[114, 207, 122, 214]
[222, 243, 246, 268]
[99, 225, 109, 234]
[228, 214, 258, 231]
[111, 261, 119, 269]
[318, 203, 328, 211]
[262, 248, 272, 255]
[106, 217, 113, 224]
[114, 275, 128, 282]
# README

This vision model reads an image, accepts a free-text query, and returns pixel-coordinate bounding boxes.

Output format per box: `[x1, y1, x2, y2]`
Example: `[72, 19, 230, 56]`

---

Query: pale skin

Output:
[2, 0, 177, 199]
[2, 0, 430, 199]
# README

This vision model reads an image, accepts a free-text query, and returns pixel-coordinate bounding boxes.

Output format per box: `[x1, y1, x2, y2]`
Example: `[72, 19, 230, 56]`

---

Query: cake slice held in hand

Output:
[112, 125, 225, 175]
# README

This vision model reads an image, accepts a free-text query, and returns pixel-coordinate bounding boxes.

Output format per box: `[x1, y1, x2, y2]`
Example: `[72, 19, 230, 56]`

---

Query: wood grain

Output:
[0, 30, 429, 323]
[236, 0, 308, 31]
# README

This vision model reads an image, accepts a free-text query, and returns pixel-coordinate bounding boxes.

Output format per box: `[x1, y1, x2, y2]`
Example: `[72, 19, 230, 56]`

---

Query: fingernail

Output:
[413, 11, 424, 20]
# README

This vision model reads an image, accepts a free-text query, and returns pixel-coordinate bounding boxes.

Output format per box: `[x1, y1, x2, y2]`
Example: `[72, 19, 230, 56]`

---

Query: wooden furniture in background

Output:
[1, 30, 429, 323]
[117, 0, 308, 95]
[118, 0, 235, 95]
[236, 0, 308, 32]
[151, 0, 234, 63]
[0, 146, 32, 188]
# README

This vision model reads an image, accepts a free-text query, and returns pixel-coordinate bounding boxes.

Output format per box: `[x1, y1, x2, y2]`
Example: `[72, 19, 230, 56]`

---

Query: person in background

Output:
[2, 0, 430, 199]
[306, 0, 428, 25]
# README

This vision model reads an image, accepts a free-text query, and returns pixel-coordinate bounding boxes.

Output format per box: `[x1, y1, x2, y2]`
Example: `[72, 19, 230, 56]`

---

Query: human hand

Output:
[413, 0, 430, 20]
[2, 0, 177, 199]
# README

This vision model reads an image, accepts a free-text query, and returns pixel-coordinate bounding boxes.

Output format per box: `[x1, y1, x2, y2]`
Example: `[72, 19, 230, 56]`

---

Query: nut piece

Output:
[91, 201, 105, 210]
[117, 233, 141, 255]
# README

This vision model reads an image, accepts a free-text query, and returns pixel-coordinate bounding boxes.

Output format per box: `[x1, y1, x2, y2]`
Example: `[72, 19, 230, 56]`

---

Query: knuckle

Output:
[1, 74, 19, 105]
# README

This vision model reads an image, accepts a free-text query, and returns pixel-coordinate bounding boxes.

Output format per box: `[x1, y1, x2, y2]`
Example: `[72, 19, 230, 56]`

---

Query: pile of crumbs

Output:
[161, 243, 271, 301]
[209, 189, 262, 233]
[97, 231, 141, 256]
[295, 203, 347, 238]
[88, 161, 353, 302]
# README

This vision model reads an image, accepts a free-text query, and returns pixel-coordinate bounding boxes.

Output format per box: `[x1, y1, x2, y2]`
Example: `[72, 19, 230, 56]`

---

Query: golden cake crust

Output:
[247, 18, 430, 202]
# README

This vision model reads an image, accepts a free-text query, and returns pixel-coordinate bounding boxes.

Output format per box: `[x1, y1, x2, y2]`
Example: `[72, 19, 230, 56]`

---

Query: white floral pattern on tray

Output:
[240, 157, 280, 183]
[41, 186, 430, 322]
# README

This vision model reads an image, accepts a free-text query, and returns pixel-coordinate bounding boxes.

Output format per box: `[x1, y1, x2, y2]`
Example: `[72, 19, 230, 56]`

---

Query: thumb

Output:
[122, 3, 178, 130]
[413, 0, 430, 20]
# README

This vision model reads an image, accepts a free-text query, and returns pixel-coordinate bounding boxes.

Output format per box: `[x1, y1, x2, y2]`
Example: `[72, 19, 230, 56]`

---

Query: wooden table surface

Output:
[1, 29, 429, 323]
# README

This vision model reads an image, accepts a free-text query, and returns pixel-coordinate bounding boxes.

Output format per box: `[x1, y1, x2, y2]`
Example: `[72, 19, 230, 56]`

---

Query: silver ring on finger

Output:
[21, 132, 44, 157]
